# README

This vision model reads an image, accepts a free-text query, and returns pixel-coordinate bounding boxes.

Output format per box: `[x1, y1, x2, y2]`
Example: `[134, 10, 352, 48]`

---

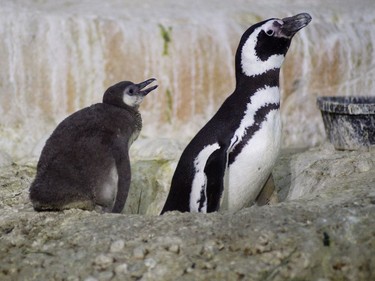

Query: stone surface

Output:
[124, 138, 181, 215]
[0, 150, 12, 168]
[0, 143, 374, 281]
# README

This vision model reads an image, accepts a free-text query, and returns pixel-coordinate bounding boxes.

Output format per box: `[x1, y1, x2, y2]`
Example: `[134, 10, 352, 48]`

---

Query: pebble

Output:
[201, 247, 214, 260]
[167, 244, 180, 253]
[355, 159, 372, 173]
[204, 240, 217, 250]
[129, 263, 146, 278]
[83, 277, 98, 281]
[216, 240, 225, 250]
[144, 258, 157, 269]
[114, 263, 129, 275]
[133, 246, 147, 259]
[110, 239, 125, 253]
[94, 254, 114, 270]
[97, 271, 114, 281]
[202, 262, 215, 270]
[185, 266, 194, 273]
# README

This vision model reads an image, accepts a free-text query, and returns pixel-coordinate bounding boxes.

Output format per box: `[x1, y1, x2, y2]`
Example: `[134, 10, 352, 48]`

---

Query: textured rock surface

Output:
[124, 138, 181, 215]
[0, 144, 374, 281]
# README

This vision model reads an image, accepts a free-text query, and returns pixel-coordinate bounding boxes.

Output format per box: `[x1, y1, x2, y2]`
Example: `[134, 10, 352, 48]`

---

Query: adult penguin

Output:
[161, 13, 312, 214]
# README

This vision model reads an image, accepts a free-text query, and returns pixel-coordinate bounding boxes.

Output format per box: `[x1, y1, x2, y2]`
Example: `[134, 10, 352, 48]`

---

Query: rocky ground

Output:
[0, 143, 374, 281]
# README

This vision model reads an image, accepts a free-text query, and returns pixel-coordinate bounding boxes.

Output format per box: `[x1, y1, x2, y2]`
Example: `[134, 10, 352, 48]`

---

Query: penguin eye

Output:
[266, 29, 274, 36]
[127, 87, 136, 95]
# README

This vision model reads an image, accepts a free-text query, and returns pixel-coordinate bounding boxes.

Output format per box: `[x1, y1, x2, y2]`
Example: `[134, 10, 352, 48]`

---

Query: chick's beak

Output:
[136, 78, 158, 96]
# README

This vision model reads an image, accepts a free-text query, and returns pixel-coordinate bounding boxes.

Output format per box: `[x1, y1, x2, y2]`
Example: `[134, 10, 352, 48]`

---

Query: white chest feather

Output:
[222, 86, 282, 211]
[128, 129, 140, 149]
[95, 164, 119, 210]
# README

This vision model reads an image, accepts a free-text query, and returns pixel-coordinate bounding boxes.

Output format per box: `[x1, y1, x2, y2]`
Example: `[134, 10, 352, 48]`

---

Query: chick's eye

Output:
[128, 87, 135, 95]
[266, 29, 274, 36]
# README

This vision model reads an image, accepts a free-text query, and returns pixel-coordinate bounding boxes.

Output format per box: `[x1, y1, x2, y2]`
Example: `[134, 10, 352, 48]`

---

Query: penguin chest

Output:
[128, 128, 141, 149]
[223, 105, 282, 211]
[94, 163, 119, 210]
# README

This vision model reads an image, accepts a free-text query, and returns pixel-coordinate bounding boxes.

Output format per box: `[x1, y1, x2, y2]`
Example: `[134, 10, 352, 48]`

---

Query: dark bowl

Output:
[317, 96, 375, 150]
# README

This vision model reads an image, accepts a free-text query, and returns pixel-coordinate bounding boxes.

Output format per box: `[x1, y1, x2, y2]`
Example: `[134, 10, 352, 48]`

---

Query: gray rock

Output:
[133, 246, 148, 259]
[83, 277, 98, 281]
[114, 263, 129, 275]
[167, 244, 180, 254]
[144, 257, 157, 269]
[109, 239, 125, 253]
[94, 254, 114, 270]
[0, 143, 374, 281]
[124, 138, 180, 215]
[0, 150, 12, 167]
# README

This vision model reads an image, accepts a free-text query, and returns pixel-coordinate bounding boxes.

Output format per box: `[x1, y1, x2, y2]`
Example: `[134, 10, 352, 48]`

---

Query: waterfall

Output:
[1, 0, 374, 159]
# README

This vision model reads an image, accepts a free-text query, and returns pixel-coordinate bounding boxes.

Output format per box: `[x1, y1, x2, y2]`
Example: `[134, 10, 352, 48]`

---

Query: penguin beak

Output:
[136, 78, 158, 96]
[280, 13, 312, 37]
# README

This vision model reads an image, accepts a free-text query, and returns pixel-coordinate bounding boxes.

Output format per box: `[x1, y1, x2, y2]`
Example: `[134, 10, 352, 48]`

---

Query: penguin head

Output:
[103, 78, 158, 108]
[237, 13, 311, 77]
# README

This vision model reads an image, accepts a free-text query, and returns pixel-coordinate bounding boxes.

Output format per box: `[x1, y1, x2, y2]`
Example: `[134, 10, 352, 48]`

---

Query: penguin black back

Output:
[29, 78, 158, 213]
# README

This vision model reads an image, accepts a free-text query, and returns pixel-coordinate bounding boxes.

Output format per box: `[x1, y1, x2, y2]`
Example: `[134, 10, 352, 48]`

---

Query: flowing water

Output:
[1, 0, 375, 159]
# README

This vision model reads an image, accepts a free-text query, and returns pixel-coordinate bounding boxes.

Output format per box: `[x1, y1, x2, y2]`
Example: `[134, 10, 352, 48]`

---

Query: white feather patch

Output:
[95, 164, 119, 208]
[241, 21, 285, 77]
[230, 86, 280, 149]
[225, 109, 281, 211]
[123, 91, 144, 107]
[190, 143, 220, 213]
[222, 86, 281, 211]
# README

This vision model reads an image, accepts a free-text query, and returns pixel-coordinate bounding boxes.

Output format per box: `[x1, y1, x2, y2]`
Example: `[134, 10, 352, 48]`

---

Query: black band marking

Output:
[228, 103, 279, 165]
[197, 187, 206, 212]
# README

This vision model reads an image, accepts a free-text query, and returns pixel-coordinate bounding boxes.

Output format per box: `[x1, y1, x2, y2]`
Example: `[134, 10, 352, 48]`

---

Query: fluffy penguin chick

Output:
[29, 78, 158, 213]
[161, 13, 312, 214]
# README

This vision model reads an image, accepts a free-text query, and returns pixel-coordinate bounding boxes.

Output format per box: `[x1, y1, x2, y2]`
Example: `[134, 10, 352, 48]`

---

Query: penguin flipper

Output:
[204, 144, 228, 212]
[111, 140, 131, 213]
